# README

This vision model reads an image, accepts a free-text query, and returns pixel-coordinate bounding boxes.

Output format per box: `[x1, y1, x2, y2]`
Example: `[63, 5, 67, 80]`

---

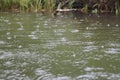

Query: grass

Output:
[0, 0, 119, 15]
[0, 0, 56, 12]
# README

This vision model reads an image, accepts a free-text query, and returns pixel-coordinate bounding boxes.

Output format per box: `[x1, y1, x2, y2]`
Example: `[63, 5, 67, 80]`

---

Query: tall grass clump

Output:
[20, 0, 31, 12]
[11, 0, 20, 12]
[0, 0, 120, 14]
[0, 0, 56, 12]
[0, 0, 12, 11]
[43, 0, 55, 12]
[29, 0, 46, 12]
[0, 0, 19, 12]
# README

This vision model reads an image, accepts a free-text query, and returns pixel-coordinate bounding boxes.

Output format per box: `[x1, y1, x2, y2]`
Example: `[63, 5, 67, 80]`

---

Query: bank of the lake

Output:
[0, 0, 120, 15]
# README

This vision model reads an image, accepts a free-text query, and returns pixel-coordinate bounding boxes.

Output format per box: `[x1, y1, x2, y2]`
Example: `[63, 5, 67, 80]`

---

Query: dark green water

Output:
[0, 13, 120, 80]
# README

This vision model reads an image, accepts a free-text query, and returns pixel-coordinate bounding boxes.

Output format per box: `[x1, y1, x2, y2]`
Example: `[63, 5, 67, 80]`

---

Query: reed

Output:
[1, 0, 12, 11]
[0, 0, 55, 12]
[33, 0, 43, 12]
[42, 0, 55, 12]
[0, 0, 119, 14]
[20, 0, 31, 12]
[30, 0, 49, 12]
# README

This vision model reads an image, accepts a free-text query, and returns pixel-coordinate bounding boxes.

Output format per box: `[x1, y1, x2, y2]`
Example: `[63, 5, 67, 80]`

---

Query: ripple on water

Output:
[17, 27, 24, 31]
[35, 68, 54, 80]
[43, 42, 57, 49]
[60, 37, 67, 42]
[82, 32, 93, 38]
[66, 41, 82, 46]
[0, 51, 14, 59]
[36, 75, 72, 80]
[76, 72, 120, 80]
[83, 45, 98, 52]
[6, 32, 11, 35]
[53, 76, 72, 80]
[109, 43, 120, 47]
[35, 68, 72, 80]
[0, 41, 5, 44]
[7, 36, 12, 40]
[104, 43, 120, 54]
[84, 67, 104, 72]
[16, 22, 24, 30]
[3, 19, 11, 25]
[54, 29, 66, 36]
[54, 29, 66, 33]
[1, 69, 30, 80]
[3, 61, 13, 67]
[76, 74, 97, 80]
[43, 37, 68, 49]
[35, 69, 48, 76]
[70, 29, 79, 33]
[28, 34, 38, 39]
[104, 48, 120, 54]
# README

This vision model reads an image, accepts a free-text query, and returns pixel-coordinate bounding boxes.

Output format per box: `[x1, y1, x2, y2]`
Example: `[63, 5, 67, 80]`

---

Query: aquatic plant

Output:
[20, 0, 31, 12]
[0, 0, 54, 12]
[0, 0, 119, 14]
[1, 0, 12, 11]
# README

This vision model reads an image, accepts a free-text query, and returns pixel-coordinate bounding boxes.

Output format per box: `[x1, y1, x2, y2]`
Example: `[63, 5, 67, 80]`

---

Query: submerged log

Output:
[56, 9, 78, 12]
[54, 0, 120, 16]
[53, 8, 85, 16]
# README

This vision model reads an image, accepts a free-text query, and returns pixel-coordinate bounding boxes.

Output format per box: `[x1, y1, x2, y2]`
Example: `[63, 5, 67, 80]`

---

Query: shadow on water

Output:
[0, 12, 120, 80]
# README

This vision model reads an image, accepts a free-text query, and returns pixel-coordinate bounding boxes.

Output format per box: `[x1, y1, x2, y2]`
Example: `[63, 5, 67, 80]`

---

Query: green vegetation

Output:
[0, 0, 120, 15]
[0, 0, 55, 12]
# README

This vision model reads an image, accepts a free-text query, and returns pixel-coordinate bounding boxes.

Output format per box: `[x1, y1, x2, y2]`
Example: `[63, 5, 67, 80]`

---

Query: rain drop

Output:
[101, 46, 104, 48]
[107, 24, 110, 27]
[72, 54, 76, 57]
[6, 32, 10, 35]
[7, 37, 12, 40]
[115, 24, 119, 27]
[18, 45, 22, 48]
[86, 27, 89, 30]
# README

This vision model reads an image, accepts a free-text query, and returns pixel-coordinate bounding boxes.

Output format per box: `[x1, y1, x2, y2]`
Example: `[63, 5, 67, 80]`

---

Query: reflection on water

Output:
[0, 13, 120, 80]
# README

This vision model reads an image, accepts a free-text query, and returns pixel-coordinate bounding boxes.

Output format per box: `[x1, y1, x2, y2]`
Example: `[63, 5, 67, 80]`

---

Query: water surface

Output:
[0, 12, 120, 80]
